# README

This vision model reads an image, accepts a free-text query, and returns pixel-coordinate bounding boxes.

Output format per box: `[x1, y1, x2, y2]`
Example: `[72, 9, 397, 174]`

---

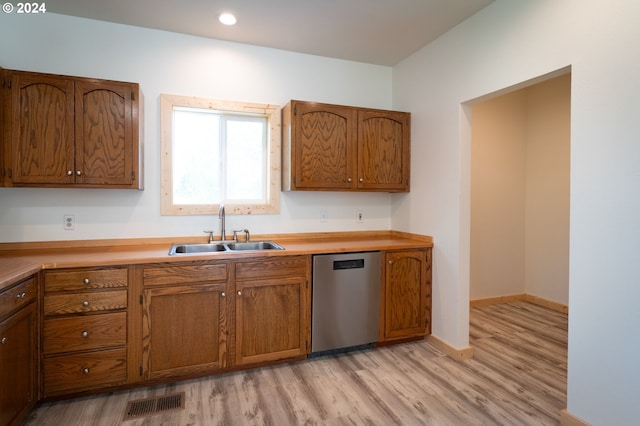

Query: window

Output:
[160, 94, 281, 215]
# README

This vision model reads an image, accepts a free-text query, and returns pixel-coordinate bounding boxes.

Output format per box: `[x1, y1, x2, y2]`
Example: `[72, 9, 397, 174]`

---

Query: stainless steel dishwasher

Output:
[311, 251, 381, 354]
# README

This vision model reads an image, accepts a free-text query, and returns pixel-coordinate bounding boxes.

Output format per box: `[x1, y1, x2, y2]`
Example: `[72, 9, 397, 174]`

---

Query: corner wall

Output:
[392, 1, 640, 424]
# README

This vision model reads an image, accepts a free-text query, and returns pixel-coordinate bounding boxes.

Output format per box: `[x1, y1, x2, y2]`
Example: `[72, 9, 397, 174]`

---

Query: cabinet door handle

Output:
[347, 178, 352, 183]
[81, 331, 89, 338]
[237, 291, 242, 296]
[388, 260, 394, 265]
[83, 278, 90, 285]
[76, 170, 82, 176]
[16, 292, 26, 299]
[67, 170, 73, 176]
[82, 301, 90, 307]
[221, 292, 226, 298]
[1, 337, 6, 345]
[359, 178, 364, 183]
[82, 368, 90, 375]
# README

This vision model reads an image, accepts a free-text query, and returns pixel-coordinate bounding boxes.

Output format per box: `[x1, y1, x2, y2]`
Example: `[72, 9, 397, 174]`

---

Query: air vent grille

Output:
[123, 392, 185, 421]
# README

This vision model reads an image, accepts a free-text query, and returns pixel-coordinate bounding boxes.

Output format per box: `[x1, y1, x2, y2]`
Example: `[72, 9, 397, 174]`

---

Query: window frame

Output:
[160, 94, 281, 215]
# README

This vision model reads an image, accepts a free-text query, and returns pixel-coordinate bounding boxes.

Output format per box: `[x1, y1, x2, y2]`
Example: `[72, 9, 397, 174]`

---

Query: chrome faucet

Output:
[218, 204, 226, 241]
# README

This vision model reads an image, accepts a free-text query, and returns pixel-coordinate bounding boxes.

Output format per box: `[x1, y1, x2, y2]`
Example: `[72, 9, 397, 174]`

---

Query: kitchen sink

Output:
[169, 243, 228, 255]
[226, 241, 284, 251]
[168, 240, 284, 255]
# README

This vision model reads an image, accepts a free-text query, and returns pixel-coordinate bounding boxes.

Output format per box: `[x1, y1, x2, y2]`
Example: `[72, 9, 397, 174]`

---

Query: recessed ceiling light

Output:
[219, 13, 237, 26]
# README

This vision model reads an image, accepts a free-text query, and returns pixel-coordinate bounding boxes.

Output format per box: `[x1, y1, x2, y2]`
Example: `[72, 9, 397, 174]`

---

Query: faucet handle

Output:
[232, 229, 243, 241]
[243, 229, 251, 242]
[204, 230, 214, 243]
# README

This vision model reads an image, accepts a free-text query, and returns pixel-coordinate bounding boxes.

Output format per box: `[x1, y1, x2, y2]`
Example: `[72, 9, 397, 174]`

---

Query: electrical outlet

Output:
[63, 214, 75, 230]
[356, 210, 364, 223]
[320, 210, 328, 223]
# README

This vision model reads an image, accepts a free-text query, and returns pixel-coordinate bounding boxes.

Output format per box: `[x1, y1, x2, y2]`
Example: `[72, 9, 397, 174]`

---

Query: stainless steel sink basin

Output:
[226, 241, 284, 251]
[169, 243, 228, 255]
[168, 241, 284, 255]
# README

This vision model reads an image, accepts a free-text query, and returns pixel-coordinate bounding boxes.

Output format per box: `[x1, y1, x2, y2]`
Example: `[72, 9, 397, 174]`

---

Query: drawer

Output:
[45, 268, 128, 292]
[43, 311, 127, 355]
[236, 256, 308, 280]
[43, 348, 127, 396]
[44, 290, 127, 316]
[144, 262, 229, 286]
[0, 275, 37, 319]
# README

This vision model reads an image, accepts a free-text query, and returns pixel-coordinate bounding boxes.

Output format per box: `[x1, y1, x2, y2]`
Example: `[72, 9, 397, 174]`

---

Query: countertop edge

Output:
[0, 231, 433, 291]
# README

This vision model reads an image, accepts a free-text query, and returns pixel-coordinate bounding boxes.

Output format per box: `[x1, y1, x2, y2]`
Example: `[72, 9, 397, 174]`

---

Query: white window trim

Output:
[160, 94, 281, 215]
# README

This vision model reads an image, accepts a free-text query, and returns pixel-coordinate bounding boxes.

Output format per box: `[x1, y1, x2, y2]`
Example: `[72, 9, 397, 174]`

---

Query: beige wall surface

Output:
[470, 74, 570, 305]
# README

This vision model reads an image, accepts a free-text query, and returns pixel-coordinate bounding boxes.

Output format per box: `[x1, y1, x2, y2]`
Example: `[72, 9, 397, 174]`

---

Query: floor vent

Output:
[123, 392, 185, 421]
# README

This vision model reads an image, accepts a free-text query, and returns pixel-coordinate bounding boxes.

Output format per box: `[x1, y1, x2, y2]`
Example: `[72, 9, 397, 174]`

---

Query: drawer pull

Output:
[82, 368, 90, 375]
[16, 292, 27, 299]
[221, 292, 225, 298]
[81, 331, 89, 338]
[1, 337, 6, 345]
[237, 291, 242, 296]
[83, 278, 90, 285]
[82, 301, 90, 307]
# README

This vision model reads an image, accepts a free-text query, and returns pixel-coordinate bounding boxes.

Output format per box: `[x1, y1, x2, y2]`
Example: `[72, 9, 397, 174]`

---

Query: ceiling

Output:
[47, 0, 494, 66]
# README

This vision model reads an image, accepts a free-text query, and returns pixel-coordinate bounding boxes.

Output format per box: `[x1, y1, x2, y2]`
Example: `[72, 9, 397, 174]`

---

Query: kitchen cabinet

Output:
[141, 262, 229, 380]
[42, 267, 129, 397]
[0, 67, 6, 186]
[139, 255, 310, 380]
[381, 248, 431, 341]
[3, 69, 143, 189]
[0, 275, 38, 426]
[234, 256, 310, 365]
[282, 100, 410, 192]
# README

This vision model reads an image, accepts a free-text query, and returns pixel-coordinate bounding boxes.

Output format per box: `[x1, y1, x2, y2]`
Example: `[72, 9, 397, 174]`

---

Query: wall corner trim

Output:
[426, 335, 474, 361]
[560, 409, 591, 426]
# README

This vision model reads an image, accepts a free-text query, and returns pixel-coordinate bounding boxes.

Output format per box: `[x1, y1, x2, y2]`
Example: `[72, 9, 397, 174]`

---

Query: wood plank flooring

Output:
[26, 302, 567, 425]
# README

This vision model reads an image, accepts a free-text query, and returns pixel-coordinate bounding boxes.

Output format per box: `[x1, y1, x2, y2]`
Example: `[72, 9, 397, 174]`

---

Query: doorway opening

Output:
[468, 70, 571, 310]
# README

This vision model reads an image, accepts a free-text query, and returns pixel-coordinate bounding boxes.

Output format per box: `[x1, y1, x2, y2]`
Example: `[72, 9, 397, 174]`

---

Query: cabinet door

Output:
[8, 72, 75, 185]
[235, 277, 309, 365]
[1, 67, 5, 186]
[0, 303, 37, 426]
[383, 250, 429, 340]
[142, 283, 227, 380]
[75, 80, 139, 187]
[291, 101, 357, 190]
[357, 109, 410, 192]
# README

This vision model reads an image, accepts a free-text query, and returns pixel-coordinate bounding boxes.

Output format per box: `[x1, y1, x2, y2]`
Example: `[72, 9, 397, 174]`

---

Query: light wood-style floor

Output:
[26, 302, 567, 425]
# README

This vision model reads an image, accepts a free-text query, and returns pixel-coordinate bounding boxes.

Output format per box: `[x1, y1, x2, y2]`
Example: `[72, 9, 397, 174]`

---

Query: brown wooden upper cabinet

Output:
[282, 100, 410, 192]
[1, 70, 143, 189]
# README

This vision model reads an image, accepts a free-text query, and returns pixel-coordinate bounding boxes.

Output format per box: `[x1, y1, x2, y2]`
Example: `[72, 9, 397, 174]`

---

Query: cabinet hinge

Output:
[139, 366, 143, 376]
[293, 105, 297, 115]
[293, 176, 296, 185]
[131, 91, 135, 101]
[306, 280, 309, 289]
[305, 341, 308, 350]
[131, 171, 135, 181]
[1, 168, 4, 178]
[139, 294, 143, 304]
[1, 78, 4, 88]
[7, 168, 12, 178]
[7, 79, 11, 89]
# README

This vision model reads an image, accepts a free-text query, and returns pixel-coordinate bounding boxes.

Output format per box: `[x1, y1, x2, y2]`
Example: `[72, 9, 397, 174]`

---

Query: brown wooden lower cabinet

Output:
[381, 248, 432, 341]
[42, 267, 129, 398]
[0, 291, 38, 426]
[29, 248, 430, 406]
[235, 256, 310, 366]
[142, 283, 228, 380]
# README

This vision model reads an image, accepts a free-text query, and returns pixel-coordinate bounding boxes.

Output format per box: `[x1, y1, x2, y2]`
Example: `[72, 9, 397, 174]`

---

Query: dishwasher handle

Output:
[333, 258, 365, 270]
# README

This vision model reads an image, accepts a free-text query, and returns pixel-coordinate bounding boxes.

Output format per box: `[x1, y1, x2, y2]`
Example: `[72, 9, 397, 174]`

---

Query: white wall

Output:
[393, 1, 640, 424]
[0, 13, 393, 242]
